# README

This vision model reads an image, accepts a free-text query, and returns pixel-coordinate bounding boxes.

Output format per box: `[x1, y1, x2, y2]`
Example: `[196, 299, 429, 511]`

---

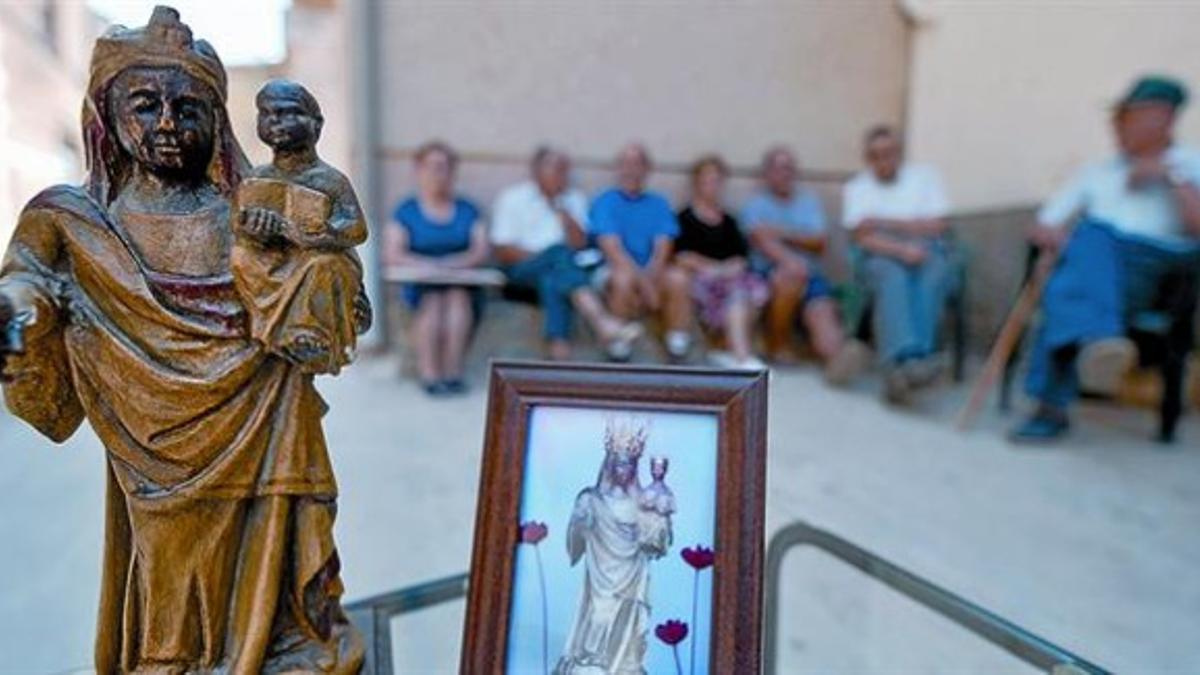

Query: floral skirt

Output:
[692, 270, 769, 330]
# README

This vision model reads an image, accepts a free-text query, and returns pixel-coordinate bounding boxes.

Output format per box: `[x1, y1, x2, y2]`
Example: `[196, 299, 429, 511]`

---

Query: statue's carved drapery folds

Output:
[0, 7, 363, 673]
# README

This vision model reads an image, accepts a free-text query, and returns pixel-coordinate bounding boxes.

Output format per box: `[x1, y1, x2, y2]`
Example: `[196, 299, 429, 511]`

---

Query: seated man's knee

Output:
[771, 266, 807, 293]
[608, 267, 637, 295]
[664, 266, 691, 294]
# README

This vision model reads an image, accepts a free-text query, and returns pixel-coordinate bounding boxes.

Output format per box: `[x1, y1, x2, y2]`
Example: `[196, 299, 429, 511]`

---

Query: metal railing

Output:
[344, 521, 1109, 674]
[345, 572, 469, 675]
[764, 520, 1109, 675]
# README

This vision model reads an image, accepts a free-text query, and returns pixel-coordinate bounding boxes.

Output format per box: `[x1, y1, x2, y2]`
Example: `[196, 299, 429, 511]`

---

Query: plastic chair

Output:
[998, 245, 1197, 443]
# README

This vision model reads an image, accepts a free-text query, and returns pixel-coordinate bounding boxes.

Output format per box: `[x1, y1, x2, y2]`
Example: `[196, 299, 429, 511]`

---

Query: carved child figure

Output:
[640, 456, 676, 517]
[232, 78, 370, 374]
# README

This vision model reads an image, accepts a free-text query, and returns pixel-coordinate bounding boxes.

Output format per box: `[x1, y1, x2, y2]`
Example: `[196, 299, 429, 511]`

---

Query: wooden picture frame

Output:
[461, 360, 768, 674]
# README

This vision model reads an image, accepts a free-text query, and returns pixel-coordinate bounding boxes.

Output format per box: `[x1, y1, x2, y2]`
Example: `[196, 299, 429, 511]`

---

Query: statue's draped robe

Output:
[555, 488, 671, 675]
[0, 185, 363, 673]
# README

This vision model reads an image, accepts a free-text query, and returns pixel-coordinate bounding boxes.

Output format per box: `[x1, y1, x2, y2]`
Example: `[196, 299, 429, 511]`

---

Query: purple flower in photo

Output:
[519, 520, 549, 545]
[656, 619, 689, 675]
[681, 545, 715, 570]
[655, 618, 689, 645]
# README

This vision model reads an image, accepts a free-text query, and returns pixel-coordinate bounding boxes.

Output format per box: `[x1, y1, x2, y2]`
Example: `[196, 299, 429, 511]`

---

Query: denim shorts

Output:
[752, 261, 833, 302]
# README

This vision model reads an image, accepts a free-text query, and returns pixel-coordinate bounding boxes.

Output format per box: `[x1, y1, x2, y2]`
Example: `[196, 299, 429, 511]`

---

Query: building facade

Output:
[310, 0, 1200, 345]
[0, 1, 104, 246]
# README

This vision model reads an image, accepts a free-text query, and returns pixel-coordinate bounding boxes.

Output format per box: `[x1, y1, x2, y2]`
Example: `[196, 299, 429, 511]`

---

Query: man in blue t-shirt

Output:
[590, 143, 692, 359]
[744, 146, 868, 383]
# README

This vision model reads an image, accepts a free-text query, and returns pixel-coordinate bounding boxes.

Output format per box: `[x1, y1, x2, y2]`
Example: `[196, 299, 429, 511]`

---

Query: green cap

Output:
[1116, 75, 1188, 110]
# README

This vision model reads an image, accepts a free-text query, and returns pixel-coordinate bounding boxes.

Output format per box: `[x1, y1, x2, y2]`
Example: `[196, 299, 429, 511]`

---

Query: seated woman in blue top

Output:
[383, 141, 489, 395]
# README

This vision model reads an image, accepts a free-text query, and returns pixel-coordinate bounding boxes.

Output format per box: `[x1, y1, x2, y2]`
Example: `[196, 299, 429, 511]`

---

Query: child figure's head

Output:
[650, 456, 669, 482]
[256, 79, 323, 154]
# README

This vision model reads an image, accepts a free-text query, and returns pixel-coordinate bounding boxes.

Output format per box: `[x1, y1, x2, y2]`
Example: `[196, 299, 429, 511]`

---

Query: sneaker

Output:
[824, 340, 871, 386]
[901, 354, 945, 390]
[665, 330, 693, 360]
[442, 379, 468, 395]
[421, 380, 450, 397]
[606, 339, 634, 362]
[707, 350, 738, 369]
[1077, 337, 1136, 396]
[605, 322, 644, 361]
[1009, 413, 1070, 444]
[711, 352, 767, 371]
[734, 356, 768, 371]
[882, 365, 912, 405]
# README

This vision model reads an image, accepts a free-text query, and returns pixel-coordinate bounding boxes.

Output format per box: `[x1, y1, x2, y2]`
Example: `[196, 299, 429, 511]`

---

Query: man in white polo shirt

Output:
[1012, 76, 1200, 443]
[843, 125, 953, 404]
[492, 146, 641, 361]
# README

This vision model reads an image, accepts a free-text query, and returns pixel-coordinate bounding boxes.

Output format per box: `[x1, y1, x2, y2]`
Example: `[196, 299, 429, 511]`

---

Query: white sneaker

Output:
[606, 338, 634, 362]
[709, 351, 766, 371]
[604, 322, 644, 362]
[665, 330, 692, 359]
[707, 351, 738, 368]
[734, 356, 768, 371]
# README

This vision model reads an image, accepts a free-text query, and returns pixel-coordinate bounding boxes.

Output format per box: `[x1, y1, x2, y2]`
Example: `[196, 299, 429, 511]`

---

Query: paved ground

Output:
[1, 354, 1197, 674]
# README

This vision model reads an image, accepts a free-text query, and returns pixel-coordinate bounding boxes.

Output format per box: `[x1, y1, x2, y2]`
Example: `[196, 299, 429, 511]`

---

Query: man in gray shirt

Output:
[744, 146, 867, 383]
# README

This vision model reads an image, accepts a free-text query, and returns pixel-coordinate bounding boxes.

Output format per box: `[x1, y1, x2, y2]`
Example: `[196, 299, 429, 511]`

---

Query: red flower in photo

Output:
[518, 520, 550, 674]
[657, 619, 689, 675]
[519, 521, 548, 545]
[655, 619, 689, 645]
[681, 545, 715, 570]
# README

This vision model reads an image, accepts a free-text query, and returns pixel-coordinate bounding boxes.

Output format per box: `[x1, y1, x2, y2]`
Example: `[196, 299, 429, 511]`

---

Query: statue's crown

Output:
[89, 5, 227, 101]
[604, 418, 648, 461]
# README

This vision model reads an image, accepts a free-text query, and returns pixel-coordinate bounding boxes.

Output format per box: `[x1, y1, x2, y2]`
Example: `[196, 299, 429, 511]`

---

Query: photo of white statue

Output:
[507, 408, 718, 675]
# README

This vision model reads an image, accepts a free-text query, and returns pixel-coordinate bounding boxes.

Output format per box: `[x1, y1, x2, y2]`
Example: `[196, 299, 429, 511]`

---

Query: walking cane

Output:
[955, 253, 1057, 431]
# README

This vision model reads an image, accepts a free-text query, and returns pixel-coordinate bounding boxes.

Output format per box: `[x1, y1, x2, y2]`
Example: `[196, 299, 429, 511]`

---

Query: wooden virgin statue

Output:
[0, 7, 366, 673]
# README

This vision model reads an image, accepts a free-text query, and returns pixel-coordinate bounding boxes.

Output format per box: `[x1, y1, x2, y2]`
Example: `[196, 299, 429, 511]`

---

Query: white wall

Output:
[373, 0, 911, 210]
[905, 1, 1200, 213]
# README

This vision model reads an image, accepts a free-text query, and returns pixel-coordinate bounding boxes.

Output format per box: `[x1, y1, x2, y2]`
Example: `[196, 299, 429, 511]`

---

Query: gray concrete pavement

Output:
[0, 356, 1197, 673]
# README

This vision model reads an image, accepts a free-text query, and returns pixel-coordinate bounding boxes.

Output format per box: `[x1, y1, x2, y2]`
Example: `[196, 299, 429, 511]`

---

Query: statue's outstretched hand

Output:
[353, 288, 373, 335]
[0, 292, 24, 383]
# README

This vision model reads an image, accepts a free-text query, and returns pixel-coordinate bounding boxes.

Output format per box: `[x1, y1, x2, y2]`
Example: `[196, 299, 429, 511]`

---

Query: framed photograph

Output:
[461, 361, 768, 675]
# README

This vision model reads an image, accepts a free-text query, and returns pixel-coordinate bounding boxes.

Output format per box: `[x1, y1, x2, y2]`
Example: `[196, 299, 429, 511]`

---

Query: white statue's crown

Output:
[604, 417, 648, 461]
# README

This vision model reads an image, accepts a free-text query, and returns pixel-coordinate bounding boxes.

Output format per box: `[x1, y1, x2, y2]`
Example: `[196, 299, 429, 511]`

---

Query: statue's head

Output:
[601, 418, 648, 491]
[255, 78, 323, 154]
[82, 6, 247, 203]
[106, 66, 216, 181]
[649, 456, 668, 482]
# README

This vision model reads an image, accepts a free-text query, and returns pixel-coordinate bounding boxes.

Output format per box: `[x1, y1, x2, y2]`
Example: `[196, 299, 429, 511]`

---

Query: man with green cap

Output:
[1012, 75, 1200, 443]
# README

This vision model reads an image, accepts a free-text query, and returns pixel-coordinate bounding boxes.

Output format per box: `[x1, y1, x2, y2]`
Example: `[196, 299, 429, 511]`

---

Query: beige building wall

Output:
[372, 0, 911, 213]
[226, 63, 284, 167]
[284, 0, 354, 174]
[905, 1, 1200, 214]
[0, 1, 102, 247]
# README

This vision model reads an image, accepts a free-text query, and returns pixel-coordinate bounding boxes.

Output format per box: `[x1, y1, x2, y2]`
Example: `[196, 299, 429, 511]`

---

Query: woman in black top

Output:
[672, 155, 768, 369]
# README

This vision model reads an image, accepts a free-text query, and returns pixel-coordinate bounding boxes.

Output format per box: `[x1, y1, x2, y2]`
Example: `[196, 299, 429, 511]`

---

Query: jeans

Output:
[1026, 219, 1200, 408]
[503, 244, 591, 340]
[863, 241, 950, 364]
